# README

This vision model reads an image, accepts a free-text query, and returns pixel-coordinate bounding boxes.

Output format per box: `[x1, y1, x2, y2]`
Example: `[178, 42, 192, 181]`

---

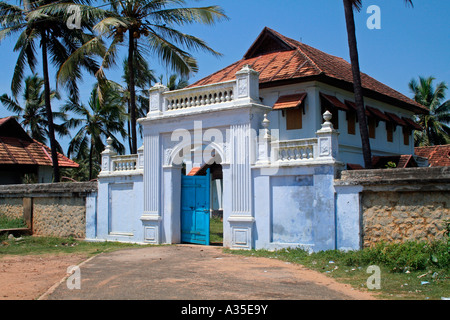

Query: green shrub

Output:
[343, 240, 449, 272]
[0, 216, 27, 229]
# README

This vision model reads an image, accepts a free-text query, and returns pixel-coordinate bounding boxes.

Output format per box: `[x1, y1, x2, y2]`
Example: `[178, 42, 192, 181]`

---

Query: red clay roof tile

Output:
[320, 93, 349, 111]
[415, 145, 450, 167]
[273, 93, 307, 110]
[0, 117, 79, 168]
[189, 27, 427, 115]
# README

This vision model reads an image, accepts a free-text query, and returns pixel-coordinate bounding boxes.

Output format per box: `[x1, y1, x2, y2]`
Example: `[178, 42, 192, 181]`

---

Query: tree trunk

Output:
[88, 138, 93, 181]
[127, 99, 132, 153]
[128, 31, 137, 155]
[41, 31, 61, 181]
[343, 0, 373, 169]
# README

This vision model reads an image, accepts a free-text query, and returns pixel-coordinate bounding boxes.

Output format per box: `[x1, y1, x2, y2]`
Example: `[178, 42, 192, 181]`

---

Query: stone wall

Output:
[0, 182, 97, 238]
[362, 190, 448, 246]
[336, 166, 450, 248]
[0, 197, 23, 220]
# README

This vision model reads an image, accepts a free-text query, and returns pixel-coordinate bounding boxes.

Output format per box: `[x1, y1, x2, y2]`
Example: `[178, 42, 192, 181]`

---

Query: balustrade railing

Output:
[99, 137, 144, 176]
[111, 155, 138, 172]
[272, 138, 317, 162]
[146, 64, 260, 118]
[165, 81, 235, 111]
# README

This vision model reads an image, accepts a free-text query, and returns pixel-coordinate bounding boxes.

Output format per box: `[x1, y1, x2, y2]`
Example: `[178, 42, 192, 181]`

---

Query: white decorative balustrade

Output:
[272, 138, 317, 162]
[111, 155, 138, 172]
[256, 110, 340, 167]
[145, 64, 260, 118]
[99, 138, 144, 177]
[165, 81, 235, 111]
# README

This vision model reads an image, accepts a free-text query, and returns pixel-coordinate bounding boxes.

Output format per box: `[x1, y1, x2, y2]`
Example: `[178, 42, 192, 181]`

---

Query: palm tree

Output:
[91, 0, 228, 154]
[409, 76, 450, 146]
[0, 74, 68, 151]
[122, 56, 156, 151]
[63, 83, 128, 180]
[0, 0, 101, 181]
[161, 73, 189, 91]
[342, 0, 413, 168]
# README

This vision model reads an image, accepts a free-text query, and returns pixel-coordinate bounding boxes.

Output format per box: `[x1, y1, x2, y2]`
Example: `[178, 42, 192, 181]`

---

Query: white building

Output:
[88, 28, 427, 252]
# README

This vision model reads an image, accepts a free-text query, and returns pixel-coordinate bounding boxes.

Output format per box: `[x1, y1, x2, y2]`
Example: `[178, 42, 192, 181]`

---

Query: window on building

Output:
[403, 127, 411, 145]
[347, 111, 356, 135]
[285, 107, 303, 130]
[386, 122, 394, 142]
[273, 93, 307, 131]
[368, 117, 376, 139]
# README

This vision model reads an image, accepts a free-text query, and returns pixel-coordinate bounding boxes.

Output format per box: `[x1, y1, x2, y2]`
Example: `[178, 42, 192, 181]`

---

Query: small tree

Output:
[63, 83, 128, 180]
[409, 76, 450, 146]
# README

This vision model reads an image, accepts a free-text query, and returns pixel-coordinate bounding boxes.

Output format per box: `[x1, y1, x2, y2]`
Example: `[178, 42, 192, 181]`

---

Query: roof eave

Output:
[260, 74, 429, 115]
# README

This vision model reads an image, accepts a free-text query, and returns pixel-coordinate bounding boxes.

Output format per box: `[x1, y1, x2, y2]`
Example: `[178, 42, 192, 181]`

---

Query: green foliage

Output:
[61, 157, 101, 182]
[209, 216, 223, 244]
[0, 216, 27, 229]
[409, 76, 450, 146]
[0, 74, 68, 149]
[385, 161, 397, 169]
[63, 82, 127, 180]
[228, 237, 449, 299]
[0, 235, 152, 256]
[343, 240, 449, 272]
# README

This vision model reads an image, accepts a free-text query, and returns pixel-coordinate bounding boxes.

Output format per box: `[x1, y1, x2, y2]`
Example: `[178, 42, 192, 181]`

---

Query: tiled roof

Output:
[187, 167, 201, 176]
[414, 145, 450, 167]
[0, 117, 79, 168]
[272, 93, 307, 110]
[347, 155, 418, 170]
[321, 93, 349, 111]
[372, 155, 417, 169]
[189, 27, 427, 114]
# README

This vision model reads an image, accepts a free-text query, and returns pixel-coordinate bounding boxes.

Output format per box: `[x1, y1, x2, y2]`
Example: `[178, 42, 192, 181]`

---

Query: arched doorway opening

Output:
[180, 150, 223, 246]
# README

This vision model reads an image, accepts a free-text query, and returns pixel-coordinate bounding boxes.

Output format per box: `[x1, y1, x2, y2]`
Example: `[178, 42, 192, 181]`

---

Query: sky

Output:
[0, 0, 449, 154]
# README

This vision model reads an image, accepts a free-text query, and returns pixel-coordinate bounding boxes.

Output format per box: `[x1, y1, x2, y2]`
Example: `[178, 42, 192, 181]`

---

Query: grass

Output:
[0, 216, 27, 229]
[0, 234, 152, 257]
[210, 216, 223, 245]
[226, 240, 450, 300]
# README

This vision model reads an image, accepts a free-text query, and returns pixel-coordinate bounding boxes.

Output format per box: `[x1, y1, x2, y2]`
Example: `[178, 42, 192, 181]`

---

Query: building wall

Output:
[253, 164, 340, 252]
[92, 173, 143, 243]
[0, 182, 97, 238]
[261, 82, 417, 167]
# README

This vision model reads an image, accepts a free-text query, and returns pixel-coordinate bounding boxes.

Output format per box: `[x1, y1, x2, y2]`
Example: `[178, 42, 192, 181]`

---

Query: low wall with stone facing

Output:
[0, 182, 97, 238]
[337, 167, 450, 248]
[362, 190, 448, 246]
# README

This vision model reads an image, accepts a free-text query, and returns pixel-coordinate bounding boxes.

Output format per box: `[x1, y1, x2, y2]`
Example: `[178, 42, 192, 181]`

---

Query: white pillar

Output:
[316, 111, 340, 161]
[100, 137, 116, 173]
[141, 133, 161, 244]
[148, 83, 169, 118]
[235, 65, 260, 104]
[227, 122, 255, 249]
[256, 113, 271, 165]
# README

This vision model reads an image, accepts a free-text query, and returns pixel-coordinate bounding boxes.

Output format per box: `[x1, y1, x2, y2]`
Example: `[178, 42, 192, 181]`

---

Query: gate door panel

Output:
[181, 170, 210, 245]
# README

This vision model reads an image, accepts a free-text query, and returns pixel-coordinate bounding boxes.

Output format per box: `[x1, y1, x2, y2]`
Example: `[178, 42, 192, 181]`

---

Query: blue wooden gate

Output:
[181, 169, 210, 245]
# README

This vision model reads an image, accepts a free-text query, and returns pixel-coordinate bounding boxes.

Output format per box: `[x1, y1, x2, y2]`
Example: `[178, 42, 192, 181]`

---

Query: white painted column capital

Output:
[256, 113, 271, 165]
[316, 111, 340, 160]
[148, 83, 169, 117]
[235, 64, 260, 104]
[100, 137, 117, 173]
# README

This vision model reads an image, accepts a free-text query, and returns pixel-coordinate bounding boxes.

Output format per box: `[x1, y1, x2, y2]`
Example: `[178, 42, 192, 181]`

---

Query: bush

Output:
[343, 240, 449, 272]
[0, 215, 27, 229]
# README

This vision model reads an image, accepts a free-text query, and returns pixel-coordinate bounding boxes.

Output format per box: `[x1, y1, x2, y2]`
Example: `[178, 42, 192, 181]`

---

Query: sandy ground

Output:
[0, 254, 88, 300]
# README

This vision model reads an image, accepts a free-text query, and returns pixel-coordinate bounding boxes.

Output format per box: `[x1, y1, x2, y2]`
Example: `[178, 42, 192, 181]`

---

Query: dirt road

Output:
[38, 245, 376, 300]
